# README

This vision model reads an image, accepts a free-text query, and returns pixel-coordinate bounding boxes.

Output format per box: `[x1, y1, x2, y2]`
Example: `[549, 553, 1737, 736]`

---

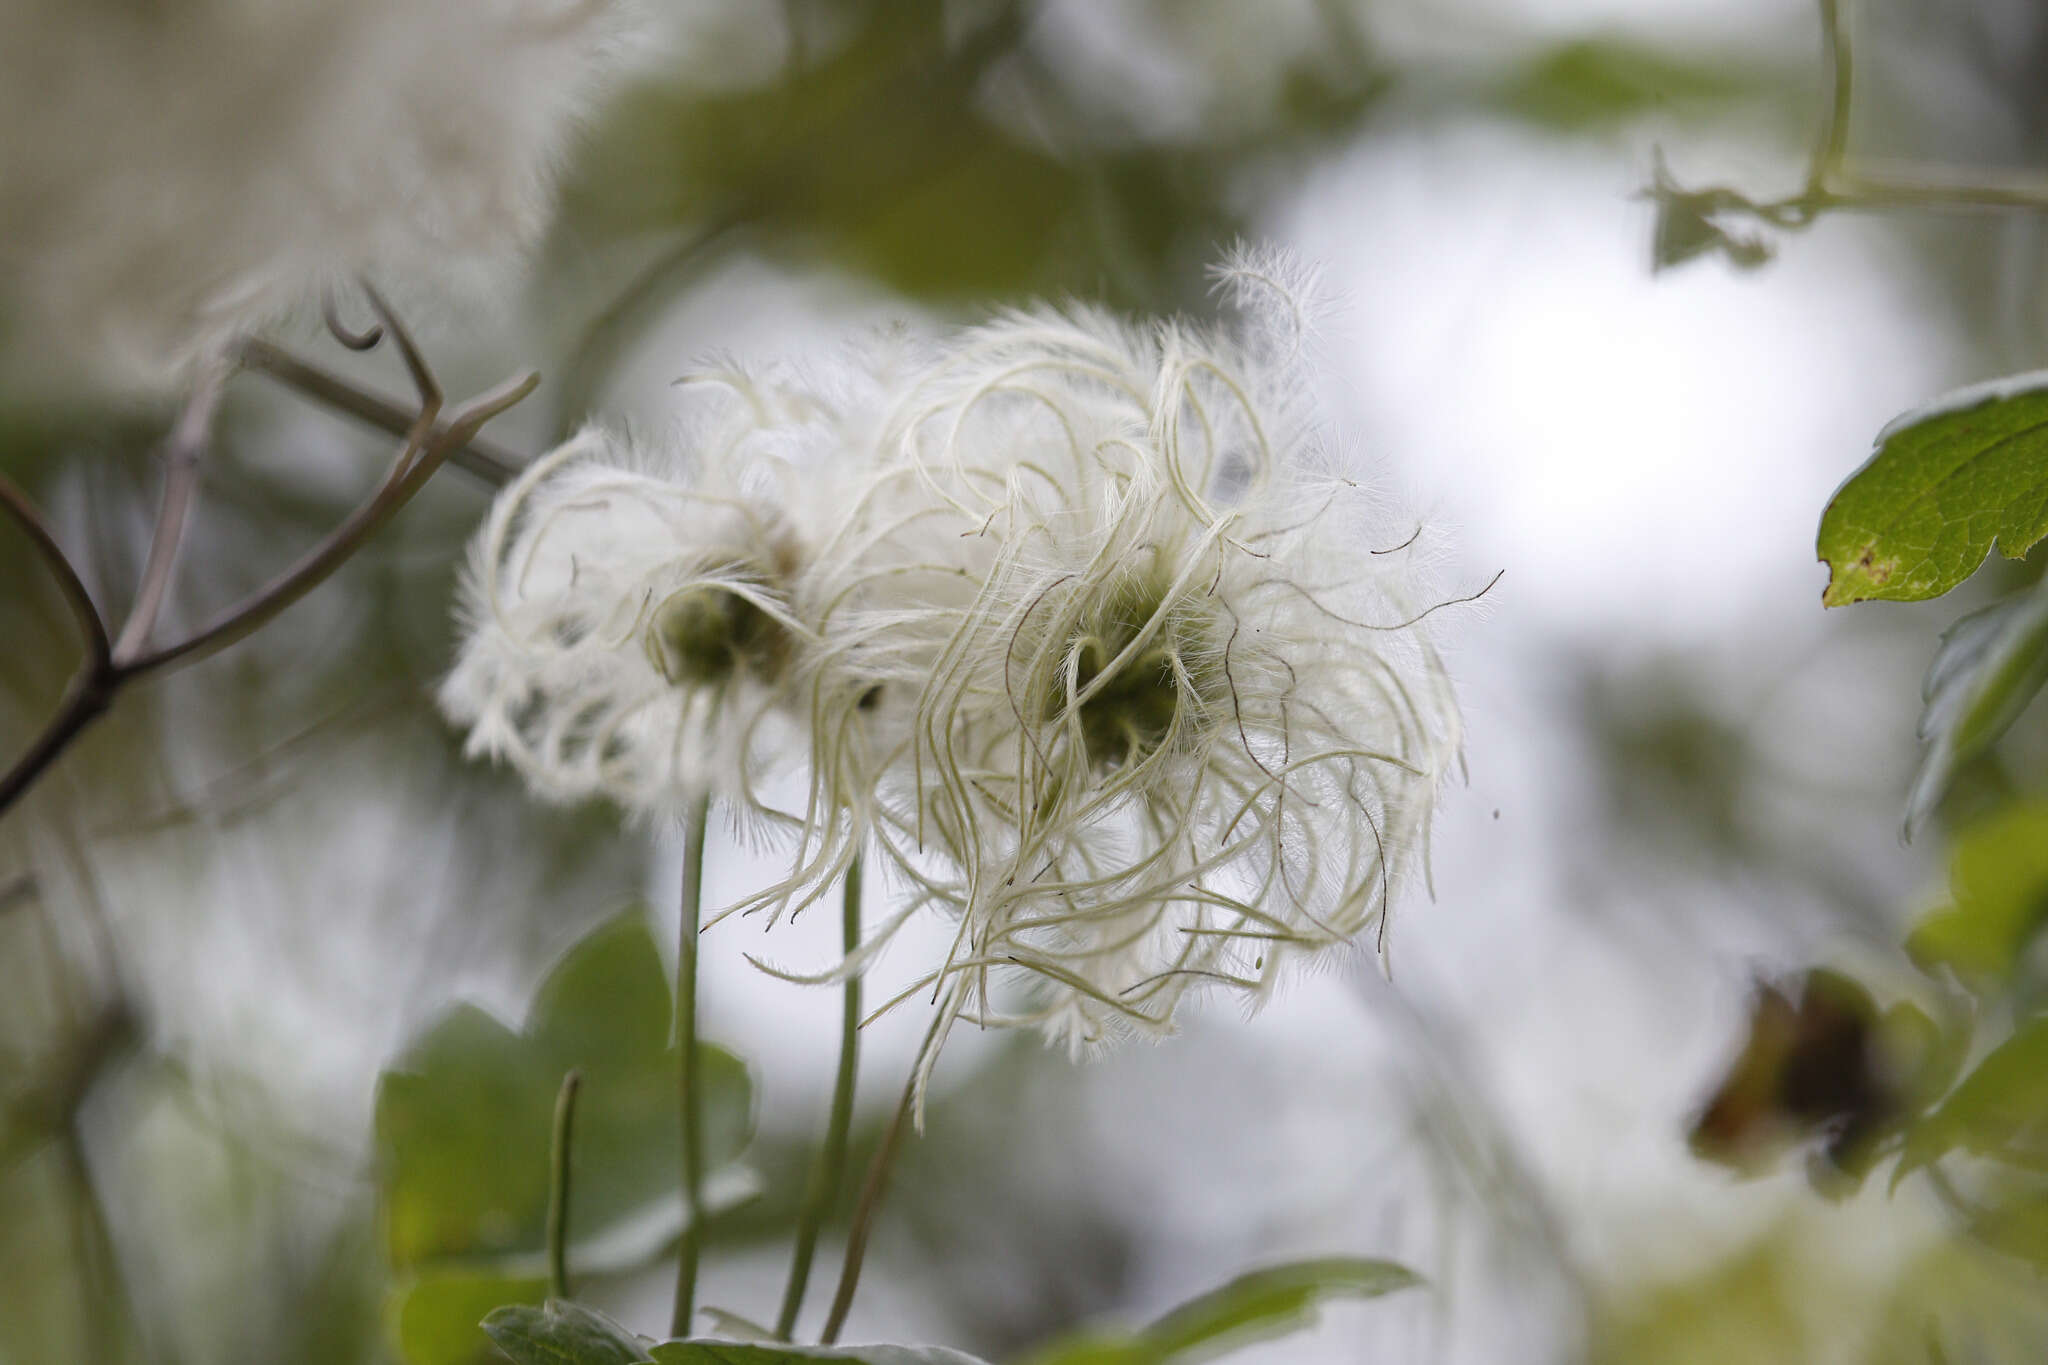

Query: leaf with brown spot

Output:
[1818, 372, 2048, 606]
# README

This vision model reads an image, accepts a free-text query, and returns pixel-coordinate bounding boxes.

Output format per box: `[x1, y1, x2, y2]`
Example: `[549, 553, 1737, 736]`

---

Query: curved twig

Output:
[0, 474, 112, 670]
[0, 474, 117, 815]
[122, 369, 536, 677]
[0, 305, 539, 822]
[112, 365, 227, 662]
[322, 286, 386, 352]
[238, 340, 522, 486]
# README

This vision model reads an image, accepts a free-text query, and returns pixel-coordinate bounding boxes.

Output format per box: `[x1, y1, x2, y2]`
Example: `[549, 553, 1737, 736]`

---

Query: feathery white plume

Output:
[829, 248, 1468, 1102]
[440, 373, 841, 820]
[439, 249, 1474, 1120]
[0, 0, 637, 392]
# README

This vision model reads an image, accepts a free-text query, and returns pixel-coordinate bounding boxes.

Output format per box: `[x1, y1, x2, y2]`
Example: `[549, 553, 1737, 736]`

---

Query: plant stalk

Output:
[547, 1069, 583, 1301]
[239, 339, 523, 486]
[773, 856, 864, 1340]
[671, 793, 712, 1338]
[818, 1005, 946, 1345]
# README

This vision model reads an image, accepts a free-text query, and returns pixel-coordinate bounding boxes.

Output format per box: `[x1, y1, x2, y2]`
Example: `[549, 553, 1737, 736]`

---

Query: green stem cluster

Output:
[662, 825, 892, 1346]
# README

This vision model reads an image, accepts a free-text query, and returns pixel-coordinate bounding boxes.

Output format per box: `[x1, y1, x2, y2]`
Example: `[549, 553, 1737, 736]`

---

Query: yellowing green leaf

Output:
[1897, 1016, 2048, 1181]
[1907, 804, 2048, 989]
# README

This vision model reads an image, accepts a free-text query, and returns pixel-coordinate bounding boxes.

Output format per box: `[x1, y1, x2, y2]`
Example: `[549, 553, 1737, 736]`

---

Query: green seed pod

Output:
[643, 581, 785, 687]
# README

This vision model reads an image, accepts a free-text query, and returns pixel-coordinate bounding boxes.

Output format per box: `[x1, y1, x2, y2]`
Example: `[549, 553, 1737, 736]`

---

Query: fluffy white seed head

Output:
[437, 249, 1472, 1110]
[440, 370, 857, 821]
[0, 0, 638, 393]
[829, 249, 1466, 1088]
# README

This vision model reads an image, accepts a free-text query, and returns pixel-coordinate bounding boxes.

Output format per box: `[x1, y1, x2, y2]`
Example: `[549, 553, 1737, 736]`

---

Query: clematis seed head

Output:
[644, 579, 788, 688]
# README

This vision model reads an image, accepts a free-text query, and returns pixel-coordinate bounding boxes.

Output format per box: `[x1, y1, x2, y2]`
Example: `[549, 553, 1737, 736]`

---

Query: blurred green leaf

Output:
[1589, 1233, 1805, 1365]
[1818, 372, 2048, 606]
[1907, 584, 2048, 834]
[1966, 1189, 2048, 1269]
[1648, 188, 1773, 273]
[646, 1341, 991, 1365]
[561, 0, 1073, 299]
[291, 1208, 393, 1365]
[482, 1300, 654, 1364]
[1898, 1015, 2048, 1182]
[0, 1146, 124, 1362]
[1878, 1000, 1971, 1120]
[694, 1308, 778, 1342]
[396, 1270, 550, 1365]
[377, 907, 756, 1350]
[555, 0, 1387, 323]
[1019, 1257, 1420, 1365]
[1493, 38, 1762, 130]
[1140, 1258, 1420, 1357]
[1907, 804, 2048, 990]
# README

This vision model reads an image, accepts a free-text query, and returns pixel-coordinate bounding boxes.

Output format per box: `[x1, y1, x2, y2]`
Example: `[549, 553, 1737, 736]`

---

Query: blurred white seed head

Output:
[0, 0, 639, 393]
[823, 248, 1468, 1097]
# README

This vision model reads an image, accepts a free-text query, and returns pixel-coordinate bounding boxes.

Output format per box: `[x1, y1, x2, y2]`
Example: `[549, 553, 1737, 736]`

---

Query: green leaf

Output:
[559, 0, 1083, 300]
[1907, 804, 2048, 989]
[1140, 1258, 1421, 1359]
[1648, 188, 1771, 273]
[1492, 38, 1763, 131]
[376, 907, 755, 1271]
[481, 1301, 654, 1365]
[1907, 584, 2048, 834]
[394, 1271, 550, 1365]
[693, 1309, 779, 1343]
[1818, 372, 2048, 606]
[1020, 1257, 1421, 1365]
[1966, 1190, 2048, 1269]
[1898, 1015, 2048, 1180]
[1878, 1000, 1971, 1117]
[646, 1342, 990, 1365]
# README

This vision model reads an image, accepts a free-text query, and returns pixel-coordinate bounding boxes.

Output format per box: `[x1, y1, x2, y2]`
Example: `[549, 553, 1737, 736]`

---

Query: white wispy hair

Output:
[439, 362, 867, 823]
[809, 249, 1468, 1104]
[0, 0, 637, 392]
[437, 248, 1472, 1118]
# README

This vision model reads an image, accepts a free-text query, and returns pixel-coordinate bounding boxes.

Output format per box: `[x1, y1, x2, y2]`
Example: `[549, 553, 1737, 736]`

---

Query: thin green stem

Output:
[671, 793, 712, 1339]
[547, 1069, 583, 1302]
[1810, 0, 1852, 193]
[818, 1006, 946, 1346]
[1660, 0, 2048, 246]
[773, 856, 864, 1341]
